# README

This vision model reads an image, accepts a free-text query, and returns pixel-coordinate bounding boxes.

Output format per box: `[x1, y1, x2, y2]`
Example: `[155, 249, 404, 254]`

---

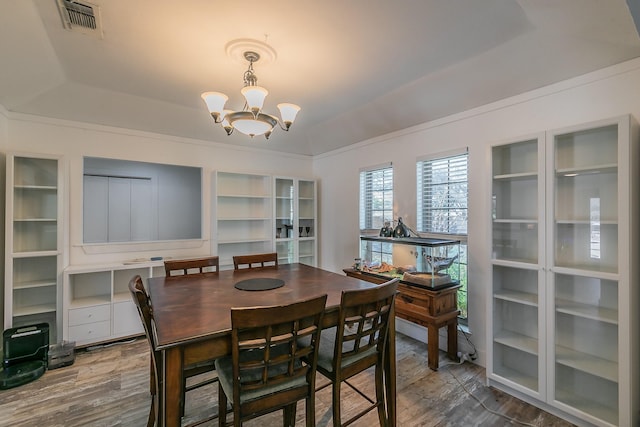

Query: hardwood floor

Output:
[0, 333, 574, 427]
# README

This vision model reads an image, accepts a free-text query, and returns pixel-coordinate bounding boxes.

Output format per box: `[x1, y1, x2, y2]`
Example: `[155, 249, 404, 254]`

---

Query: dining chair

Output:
[163, 257, 220, 414]
[128, 275, 218, 427]
[312, 278, 399, 427]
[215, 294, 327, 427]
[232, 252, 278, 270]
[164, 256, 219, 276]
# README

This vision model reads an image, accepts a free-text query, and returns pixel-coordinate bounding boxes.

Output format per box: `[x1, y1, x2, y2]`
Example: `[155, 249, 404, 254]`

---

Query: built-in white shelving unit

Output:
[214, 171, 274, 269]
[488, 115, 639, 427]
[62, 261, 165, 346]
[274, 177, 317, 266]
[4, 153, 63, 343]
[212, 172, 317, 269]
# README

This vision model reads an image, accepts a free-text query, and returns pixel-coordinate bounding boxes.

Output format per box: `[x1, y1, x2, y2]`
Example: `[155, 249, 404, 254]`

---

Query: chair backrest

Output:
[164, 256, 219, 276]
[334, 278, 399, 368]
[232, 252, 278, 270]
[128, 275, 161, 393]
[230, 294, 327, 403]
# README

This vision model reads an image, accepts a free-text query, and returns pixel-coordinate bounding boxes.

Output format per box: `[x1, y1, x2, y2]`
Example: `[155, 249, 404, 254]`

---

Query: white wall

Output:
[313, 57, 640, 366]
[2, 114, 314, 266]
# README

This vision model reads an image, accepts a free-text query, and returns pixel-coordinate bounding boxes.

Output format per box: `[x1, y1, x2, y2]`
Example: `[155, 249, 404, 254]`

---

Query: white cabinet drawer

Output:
[113, 301, 144, 336]
[68, 305, 110, 326]
[68, 320, 110, 342]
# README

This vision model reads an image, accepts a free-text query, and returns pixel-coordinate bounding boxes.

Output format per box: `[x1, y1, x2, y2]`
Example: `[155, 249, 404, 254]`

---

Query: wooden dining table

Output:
[146, 262, 397, 427]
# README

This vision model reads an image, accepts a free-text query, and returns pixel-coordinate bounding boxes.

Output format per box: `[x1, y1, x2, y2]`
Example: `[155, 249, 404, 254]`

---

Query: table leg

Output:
[447, 319, 458, 361]
[427, 323, 439, 371]
[385, 307, 397, 427]
[162, 347, 183, 427]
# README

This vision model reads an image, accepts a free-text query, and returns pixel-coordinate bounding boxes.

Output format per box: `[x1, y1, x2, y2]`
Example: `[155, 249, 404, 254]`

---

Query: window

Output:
[417, 151, 469, 320]
[360, 164, 393, 264]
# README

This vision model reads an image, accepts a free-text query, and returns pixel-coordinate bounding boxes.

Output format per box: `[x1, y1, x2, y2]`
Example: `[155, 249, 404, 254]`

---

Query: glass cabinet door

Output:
[492, 139, 541, 263]
[274, 178, 316, 266]
[549, 122, 621, 425]
[298, 180, 316, 266]
[275, 178, 294, 264]
[490, 137, 545, 396]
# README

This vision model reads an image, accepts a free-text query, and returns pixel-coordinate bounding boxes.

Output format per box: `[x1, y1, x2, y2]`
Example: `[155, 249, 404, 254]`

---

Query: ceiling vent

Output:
[56, 0, 103, 37]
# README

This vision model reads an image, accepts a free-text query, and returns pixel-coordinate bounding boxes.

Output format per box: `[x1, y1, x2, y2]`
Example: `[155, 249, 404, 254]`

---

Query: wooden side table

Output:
[344, 268, 460, 370]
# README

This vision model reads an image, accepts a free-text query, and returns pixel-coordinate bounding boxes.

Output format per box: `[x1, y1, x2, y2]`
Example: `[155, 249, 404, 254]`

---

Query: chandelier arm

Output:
[241, 101, 260, 119]
[262, 113, 290, 132]
[275, 120, 291, 132]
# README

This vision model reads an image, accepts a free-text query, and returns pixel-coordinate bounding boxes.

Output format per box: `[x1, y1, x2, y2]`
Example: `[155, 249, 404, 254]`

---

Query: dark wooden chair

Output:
[164, 256, 219, 276]
[232, 252, 278, 270]
[129, 275, 218, 427]
[163, 257, 220, 413]
[313, 278, 399, 427]
[215, 294, 327, 427]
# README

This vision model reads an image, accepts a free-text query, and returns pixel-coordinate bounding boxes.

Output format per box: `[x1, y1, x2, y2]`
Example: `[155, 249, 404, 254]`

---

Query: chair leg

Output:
[218, 383, 228, 427]
[180, 379, 186, 417]
[375, 364, 387, 427]
[283, 403, 297, 427]
[306, 395, 316, 427]
[148, 356, 157, 427]
[147, 395, 156, 427]
[232, 390, 241, 427]
[332, 380, 342, 427]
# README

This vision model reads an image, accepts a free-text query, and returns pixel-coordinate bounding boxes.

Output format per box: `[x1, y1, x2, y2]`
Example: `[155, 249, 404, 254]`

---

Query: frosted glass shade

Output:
[277, 103, 301, 127]
[233, 119, 272, 137]
[226, 111, 277, 137]
[241, 86, 268, 112]
[201, 92, 228, 120]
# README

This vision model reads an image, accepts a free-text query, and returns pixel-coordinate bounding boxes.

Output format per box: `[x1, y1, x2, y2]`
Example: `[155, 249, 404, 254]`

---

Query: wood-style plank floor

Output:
[0, 333, 574, 426]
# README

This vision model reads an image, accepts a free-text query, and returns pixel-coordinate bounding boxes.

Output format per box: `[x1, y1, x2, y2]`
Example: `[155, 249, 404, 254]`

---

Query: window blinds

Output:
[417, 152, 468, 234]
[359, 165, 393, 230]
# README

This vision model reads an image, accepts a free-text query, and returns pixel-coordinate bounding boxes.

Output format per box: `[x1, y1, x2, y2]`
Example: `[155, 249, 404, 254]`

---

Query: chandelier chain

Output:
[243, 59, 258, 87]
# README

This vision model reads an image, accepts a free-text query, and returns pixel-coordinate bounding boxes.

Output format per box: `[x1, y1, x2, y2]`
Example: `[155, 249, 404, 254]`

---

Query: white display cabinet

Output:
[214, 171, 274, 269]
[546, 118, 634, 426]
[4, 153, 63, 344]
[274, 177, 317, 266]
[489, 135, 545, 400]
[488, 116, 639, 427]
[63, 261, 165, 346]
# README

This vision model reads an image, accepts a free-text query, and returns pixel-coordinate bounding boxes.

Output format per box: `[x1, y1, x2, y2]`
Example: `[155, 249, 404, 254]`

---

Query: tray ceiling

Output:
[1, 1, 639, 155]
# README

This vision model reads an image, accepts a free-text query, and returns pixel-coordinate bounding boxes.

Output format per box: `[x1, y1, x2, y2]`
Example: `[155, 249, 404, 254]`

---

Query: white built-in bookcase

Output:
[274, 177, 317, 267]
[213, 171, 317, 270]
[488, 115, 639, 427]
[4, 153, 64, 343]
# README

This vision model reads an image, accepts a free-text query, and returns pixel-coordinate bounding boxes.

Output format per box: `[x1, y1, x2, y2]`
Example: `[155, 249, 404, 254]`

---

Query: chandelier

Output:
[201, 51, 300, 139]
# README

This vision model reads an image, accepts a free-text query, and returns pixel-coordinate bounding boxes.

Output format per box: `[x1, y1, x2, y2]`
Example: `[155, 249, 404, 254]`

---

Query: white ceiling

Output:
[1, 1, 640, 156]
